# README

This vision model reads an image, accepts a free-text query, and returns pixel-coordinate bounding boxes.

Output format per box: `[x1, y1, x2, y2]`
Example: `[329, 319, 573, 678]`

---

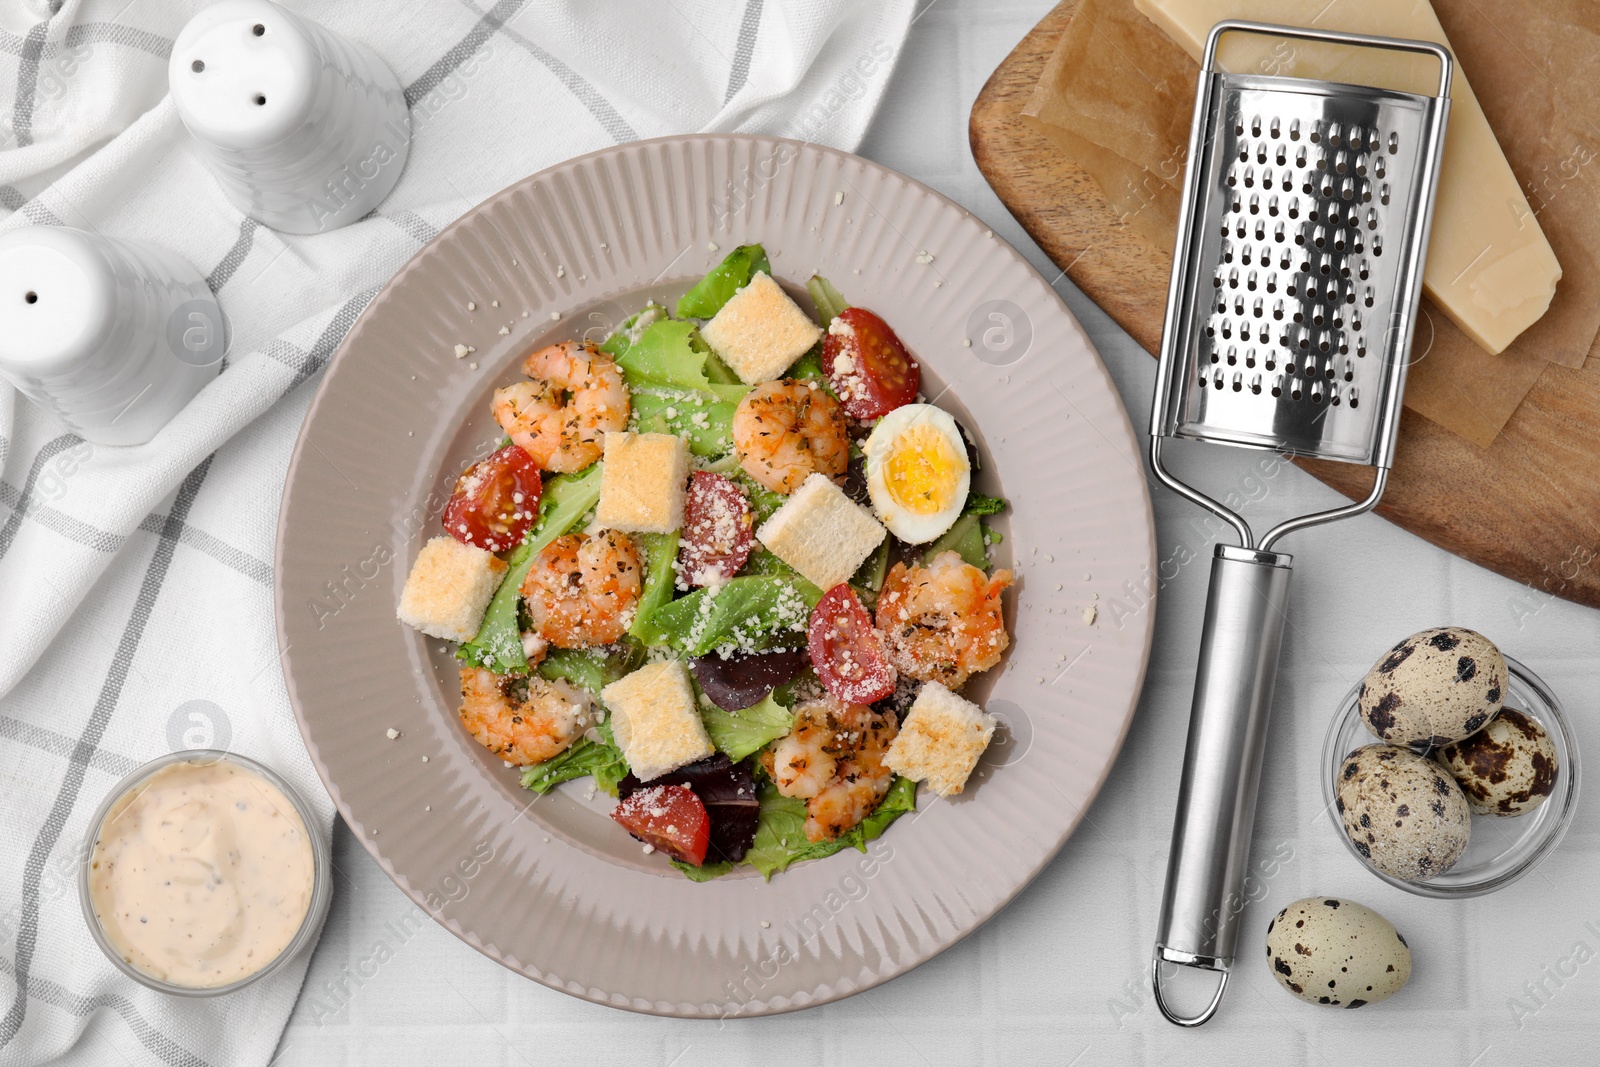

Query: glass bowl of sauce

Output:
[78, 749, 331, 995]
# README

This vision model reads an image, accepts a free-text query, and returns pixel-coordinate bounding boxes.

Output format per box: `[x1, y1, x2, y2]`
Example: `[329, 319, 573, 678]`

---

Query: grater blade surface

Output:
[1154, 75, 1446, 467]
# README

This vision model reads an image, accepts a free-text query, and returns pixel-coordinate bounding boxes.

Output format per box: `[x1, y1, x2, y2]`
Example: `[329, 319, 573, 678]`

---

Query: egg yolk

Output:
[882, 427, 963, 515]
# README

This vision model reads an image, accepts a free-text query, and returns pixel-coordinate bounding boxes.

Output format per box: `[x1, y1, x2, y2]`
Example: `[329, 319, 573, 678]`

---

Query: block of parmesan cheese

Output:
[1135, 0, 1560, 355]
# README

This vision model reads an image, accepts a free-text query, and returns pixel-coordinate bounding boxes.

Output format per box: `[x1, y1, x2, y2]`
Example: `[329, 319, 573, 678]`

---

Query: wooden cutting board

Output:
[970, 0, 1600, 612]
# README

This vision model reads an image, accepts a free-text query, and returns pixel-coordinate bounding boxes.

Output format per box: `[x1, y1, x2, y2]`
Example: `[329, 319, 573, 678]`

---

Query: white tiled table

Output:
[277, 2, 1600, 1062]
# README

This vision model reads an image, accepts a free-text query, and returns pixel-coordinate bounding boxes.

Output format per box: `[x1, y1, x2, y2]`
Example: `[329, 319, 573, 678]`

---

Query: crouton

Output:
[601, 660, 714, 781]
[884, 682, 996, 796]
[699, 272, 823, 385]
[396, 537, 507, 642]
[755, 473, 885, 591]
[596, 431, 689, 533]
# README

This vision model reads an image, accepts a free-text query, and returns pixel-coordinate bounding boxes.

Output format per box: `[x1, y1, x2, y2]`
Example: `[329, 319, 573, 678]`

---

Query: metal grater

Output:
[1148, 22, 1451, 1027]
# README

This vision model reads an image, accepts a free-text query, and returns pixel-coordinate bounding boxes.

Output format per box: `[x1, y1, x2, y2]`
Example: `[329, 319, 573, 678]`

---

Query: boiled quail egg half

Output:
[863, 403, 971, 544]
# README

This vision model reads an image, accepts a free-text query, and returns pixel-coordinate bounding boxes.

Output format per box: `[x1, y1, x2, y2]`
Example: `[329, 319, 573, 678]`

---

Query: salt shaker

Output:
[0, 227, 223, 447]
[169, 0, 410, 234]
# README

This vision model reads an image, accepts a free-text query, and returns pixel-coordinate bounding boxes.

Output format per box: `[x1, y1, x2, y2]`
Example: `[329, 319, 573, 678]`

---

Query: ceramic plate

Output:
[276, 135, 1156, 1016]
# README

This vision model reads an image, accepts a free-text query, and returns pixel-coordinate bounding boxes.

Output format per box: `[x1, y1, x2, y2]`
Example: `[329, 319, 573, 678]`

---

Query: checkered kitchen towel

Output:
[0, 1, 915, 1063]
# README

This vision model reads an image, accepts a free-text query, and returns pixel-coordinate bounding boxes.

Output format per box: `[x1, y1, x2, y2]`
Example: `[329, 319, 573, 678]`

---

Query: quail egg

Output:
[1265, 897, 1411, 1007]
[1357, 627, 1505, 747]
[862, 403, 971, 544]
[1436, 707, 1559, 817]
[1336, 743, 1470, 880]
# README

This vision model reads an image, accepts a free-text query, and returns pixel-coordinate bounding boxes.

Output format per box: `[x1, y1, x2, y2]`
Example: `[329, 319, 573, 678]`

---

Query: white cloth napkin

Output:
[0, 0, 915, 1063]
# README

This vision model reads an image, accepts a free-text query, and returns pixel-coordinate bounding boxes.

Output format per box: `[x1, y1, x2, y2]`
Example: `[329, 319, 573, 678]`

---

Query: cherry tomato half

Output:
[808, 583, 897, 705]
[677, 471, 754, 587]
[443, 445, 543, 553]
[822, 307, 921, 421]
[610, 783, 711, 866]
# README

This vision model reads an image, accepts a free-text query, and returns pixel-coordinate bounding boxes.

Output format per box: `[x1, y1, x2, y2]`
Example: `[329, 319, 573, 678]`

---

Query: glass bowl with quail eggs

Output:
[1322, 627, 1580, 897]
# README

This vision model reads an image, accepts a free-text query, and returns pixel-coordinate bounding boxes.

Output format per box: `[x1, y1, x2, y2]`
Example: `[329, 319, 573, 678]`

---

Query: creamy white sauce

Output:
[88, 758, 315, 988]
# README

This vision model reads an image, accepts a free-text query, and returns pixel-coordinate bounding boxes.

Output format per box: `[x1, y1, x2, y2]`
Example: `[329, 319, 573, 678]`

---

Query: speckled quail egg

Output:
[1265, 897, 1411, 1008]
[1357, 627, 1506, 747]
[863, 403, 971, 544]
[1436, 707, 1559, 817]
[1336, 743, 1471, 880]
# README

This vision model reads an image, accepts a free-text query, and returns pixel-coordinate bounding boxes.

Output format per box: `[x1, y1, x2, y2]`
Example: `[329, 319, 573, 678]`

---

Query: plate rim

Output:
[274, 132, 1158, 1016]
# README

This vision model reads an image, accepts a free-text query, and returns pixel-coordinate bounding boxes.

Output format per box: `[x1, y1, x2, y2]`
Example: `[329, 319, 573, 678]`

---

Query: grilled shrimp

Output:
[762, 696, 899, 842]
[520, 530, 641, 647]
[765, 701, 839, 799]
[492, 340, 629, 472]
[731, 379, 849, 494]
[458, 666, 594, 765]
[876, 550, 1012, 689]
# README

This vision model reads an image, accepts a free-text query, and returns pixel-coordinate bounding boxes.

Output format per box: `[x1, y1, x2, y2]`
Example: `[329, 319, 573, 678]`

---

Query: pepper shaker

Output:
[169, 0, 410, 234]
[0, 227, 224, 447]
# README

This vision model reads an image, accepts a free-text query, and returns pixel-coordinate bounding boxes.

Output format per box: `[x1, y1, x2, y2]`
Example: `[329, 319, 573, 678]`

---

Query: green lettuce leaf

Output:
[628, 531, 681, 646]
[745, 775, 917, 879]
[852, 536, 891, 594]
[805, 274, 849, 325]
[535, 643, 644, 696]
[782, 345, 838, 402]
[927, 513, 989, 571]
[629, 390, 738, 457]
[457, 463, 606, 673]
[677, 244, 771, 319]
[702, 349, 743, 385]
[670, 859, 737, 881]
[964, 493, 1006, 516]
[601, 317, 747, 403]
[644, 575, 821, 657]
[731, 471, 786, 524]
[519, 721, 628, 797]
[702, 690, 794, 762]
[785, 345, 827, 383]
[738, 547, 820, 590]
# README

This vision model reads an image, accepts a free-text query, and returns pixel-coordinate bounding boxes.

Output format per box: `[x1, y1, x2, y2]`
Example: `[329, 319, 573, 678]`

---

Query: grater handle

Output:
[1203, 20, 1453, 99]
[1152, 543, 1293, 1026]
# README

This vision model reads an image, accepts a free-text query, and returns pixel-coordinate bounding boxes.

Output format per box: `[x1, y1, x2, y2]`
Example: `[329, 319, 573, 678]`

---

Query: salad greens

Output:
[964, 493, 1006, 516]
[785, 347, 827, 383]
[645, 574, 822, 657]
[672, 858, 737, 882]
[805, 273, 849, 325]
[928, 514, 987, 570]
[601, 318, 748, 404]
[853, 536, 891, 594]
[702, 349, 743, 386]
[674, 775, 917, 882]
[745, 775, 917, 879]
[519, 648, 640, 796]
[629, 390, 738, 457]
[520, 721, 629, 797]
[458, 463, 605, 673]
[732, 471, 786, 524]
[536, 644, 645, 695]
[628, 531, 681, 646]
[676, 244, 771, 319]
[701, 690, 794, 762]
[927, 493, 1009, 571]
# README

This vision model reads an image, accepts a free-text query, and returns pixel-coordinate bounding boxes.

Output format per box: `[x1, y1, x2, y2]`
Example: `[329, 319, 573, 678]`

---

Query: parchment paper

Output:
[1021, 0, 1600, 446]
